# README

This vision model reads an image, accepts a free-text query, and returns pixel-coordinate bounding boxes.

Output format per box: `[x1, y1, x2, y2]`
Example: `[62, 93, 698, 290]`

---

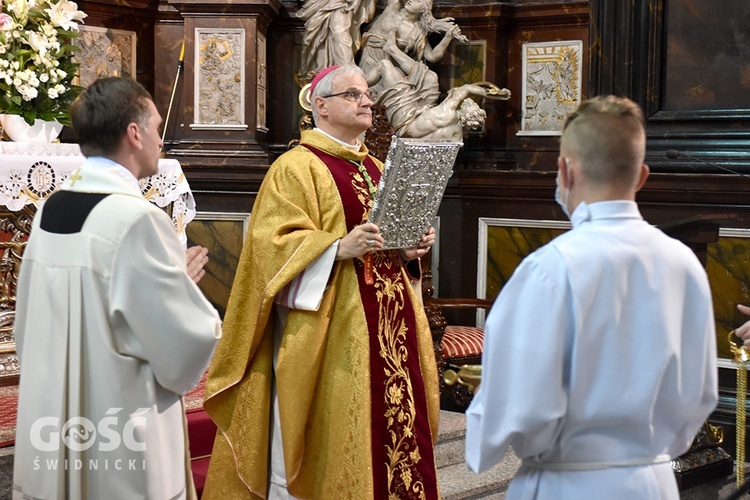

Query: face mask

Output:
[555, 172, 571, 220]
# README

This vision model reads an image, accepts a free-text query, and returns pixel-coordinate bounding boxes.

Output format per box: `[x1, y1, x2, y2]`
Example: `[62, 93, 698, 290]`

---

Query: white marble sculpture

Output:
[358, 0, 466, 77]
[365, 32, 509, 141]
[298, 0, 510, 141]
[297, 0, 376, 75]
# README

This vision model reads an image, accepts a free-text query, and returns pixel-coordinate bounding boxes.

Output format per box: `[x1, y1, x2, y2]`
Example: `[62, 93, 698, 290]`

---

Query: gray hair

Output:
[311, 65, 367, 124]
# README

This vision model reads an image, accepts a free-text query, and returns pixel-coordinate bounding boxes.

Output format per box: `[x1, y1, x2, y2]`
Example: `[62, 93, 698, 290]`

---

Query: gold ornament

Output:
[729, 329, 750, 487]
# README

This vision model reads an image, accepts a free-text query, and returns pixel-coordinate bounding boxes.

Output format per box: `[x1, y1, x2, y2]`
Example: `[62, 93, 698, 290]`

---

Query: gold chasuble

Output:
[202, 130, 440, 500]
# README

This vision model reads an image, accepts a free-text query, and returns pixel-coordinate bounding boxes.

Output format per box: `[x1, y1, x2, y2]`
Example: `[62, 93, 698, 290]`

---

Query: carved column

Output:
[162, 0, 282, 174]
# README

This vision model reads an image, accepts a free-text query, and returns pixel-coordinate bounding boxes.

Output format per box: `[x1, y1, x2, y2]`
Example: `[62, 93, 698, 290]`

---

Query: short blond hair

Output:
[560, 96, 645, 188]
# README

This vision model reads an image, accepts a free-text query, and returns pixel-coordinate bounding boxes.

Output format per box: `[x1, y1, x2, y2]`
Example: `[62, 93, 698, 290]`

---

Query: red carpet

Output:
[185, 371, 208, 412]
[0, 372, 215, 496]
[0, 372, 208, 450]
[0, 384, 18, 448]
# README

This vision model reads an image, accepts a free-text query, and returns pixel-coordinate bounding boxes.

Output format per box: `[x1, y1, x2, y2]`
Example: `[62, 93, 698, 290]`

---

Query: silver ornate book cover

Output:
[368, 137, 462, 249]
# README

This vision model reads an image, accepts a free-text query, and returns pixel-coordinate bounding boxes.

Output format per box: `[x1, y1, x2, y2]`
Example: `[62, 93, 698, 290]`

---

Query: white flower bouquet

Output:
[0, 0, 86, 125]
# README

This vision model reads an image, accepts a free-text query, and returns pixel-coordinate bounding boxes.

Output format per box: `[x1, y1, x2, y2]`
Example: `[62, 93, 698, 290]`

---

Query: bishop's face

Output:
[319, 72, 373, 144]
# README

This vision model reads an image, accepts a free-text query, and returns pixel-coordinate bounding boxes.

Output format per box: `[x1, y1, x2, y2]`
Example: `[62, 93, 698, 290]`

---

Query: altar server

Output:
[12, 76, 222, 500]
[465, 95, 718, 499]
[202, 65, 438, 499]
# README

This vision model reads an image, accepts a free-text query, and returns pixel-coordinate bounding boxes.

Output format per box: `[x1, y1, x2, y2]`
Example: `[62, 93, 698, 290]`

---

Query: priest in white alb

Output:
[12, 77, 222, 500]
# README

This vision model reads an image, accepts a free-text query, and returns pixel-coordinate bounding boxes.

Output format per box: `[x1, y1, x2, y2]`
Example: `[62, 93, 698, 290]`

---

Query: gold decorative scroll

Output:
[729, 329, 749, 487]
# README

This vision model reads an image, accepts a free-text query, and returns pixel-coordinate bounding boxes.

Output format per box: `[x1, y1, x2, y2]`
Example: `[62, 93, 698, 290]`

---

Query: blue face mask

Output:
[555, 185, 571, 219]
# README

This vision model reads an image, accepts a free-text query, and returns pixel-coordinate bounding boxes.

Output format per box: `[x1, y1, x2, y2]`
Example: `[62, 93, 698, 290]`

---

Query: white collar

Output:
[85, 156, 142, 190]
[570, 200, 642, 228]
[314, 127, 362, 151]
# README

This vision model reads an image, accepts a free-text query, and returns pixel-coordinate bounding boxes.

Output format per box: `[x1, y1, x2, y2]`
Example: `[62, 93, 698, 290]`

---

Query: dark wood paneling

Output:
[663, 1, 750, 112]
[590, 0, 750, 171]
[506, 2, 588, 170]
[265, 5, 306, 152]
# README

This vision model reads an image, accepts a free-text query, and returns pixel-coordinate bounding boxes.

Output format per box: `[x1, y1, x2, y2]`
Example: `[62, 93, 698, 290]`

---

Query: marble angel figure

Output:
[365, 31, 509, 140]
[297, 0, 376, 75]
[359, 0, 468, 91]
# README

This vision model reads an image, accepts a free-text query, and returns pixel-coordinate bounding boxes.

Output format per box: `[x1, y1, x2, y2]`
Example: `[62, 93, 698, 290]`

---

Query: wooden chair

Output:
[420, 251, 492, 412]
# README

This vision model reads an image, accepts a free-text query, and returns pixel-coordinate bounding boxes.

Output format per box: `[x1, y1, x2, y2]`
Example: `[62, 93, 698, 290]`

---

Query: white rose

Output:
[39, 72, 49, 82]
[19, 84, 38, 101]
[47, 87, 59, 99]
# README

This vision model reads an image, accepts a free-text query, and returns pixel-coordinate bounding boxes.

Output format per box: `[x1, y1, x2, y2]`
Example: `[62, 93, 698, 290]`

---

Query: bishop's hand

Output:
[336, 223, 384, 260]
[399, 226, 435, 262]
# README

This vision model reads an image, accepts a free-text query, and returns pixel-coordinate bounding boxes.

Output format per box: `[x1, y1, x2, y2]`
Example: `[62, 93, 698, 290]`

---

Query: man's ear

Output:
[635, 163, 650, 192]
[557, 156, 573, 189]
[124, 122, 142, 150]
[314, 96, 329, 119]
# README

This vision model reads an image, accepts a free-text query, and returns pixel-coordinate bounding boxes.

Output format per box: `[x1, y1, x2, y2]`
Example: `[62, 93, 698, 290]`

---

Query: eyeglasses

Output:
[322, 88, 372, 103]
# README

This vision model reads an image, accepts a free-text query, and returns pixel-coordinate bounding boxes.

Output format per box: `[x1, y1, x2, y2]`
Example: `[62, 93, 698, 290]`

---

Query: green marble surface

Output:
[484, 225, 743, 360]
[186, 218, 245, 318]
[485, 225, 565, 299]
[708, 237, 750, 360]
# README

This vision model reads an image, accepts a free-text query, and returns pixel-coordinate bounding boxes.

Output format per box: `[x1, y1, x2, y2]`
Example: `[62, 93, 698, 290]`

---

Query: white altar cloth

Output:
[0, 142, 196, 244]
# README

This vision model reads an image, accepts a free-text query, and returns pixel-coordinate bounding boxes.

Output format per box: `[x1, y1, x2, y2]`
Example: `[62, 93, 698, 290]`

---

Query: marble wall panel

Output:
[707, 230, 750, 360]
[186, 212, 249, 318]
[479, 218, 568, 300]
[449, 40, 486, 88]
[479, 221, 750, 364]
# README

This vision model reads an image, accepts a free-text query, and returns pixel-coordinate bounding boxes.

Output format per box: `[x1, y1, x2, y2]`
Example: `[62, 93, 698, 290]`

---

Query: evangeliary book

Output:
[367, 137, 462, 249]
